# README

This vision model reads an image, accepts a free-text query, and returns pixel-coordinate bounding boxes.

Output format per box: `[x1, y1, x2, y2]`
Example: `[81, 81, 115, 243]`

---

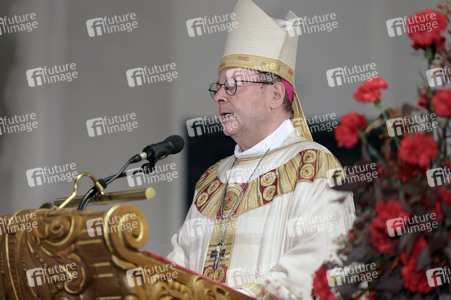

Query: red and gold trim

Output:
[242, 282, 278, 300]
[194, 148, 342, 220]
[201, 217, 238, 284]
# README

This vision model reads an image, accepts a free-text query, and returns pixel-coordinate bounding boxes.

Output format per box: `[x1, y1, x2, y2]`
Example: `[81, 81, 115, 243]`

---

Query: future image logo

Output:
[426, 267, 451, 287]
[26, 63, 78, 87]
[86, 13, 138, 37]
[0, 13, 38, 36]
[86, 218, 104, 237]
[126, 264, 178, 287]
[386, 12, 440, 37]
[426, 67, 451, 88]
[227, 264, 272, 287]
[186, 13, 238, 37]
[286, 13, 338, 37]
[0, 113, 38, 136]
[287, 213, 338, 237]
[86, 113, 138, 137]
[126, 63, 178, 87]
[26, 263, 78, 287]
[385, 113, 438, 137]
[326, 63, 378, 87]
[186, 115, 236, 137]
[86, 214, 138, 237]
[385, 214, 438, 237]
[426, 167, 451, 187]
[126, 163, 178, 187]
[26, 163, 78, 187]
[327, 163, 378, 187]
[0, 214, 38, 236]
[326, 263, 378, 287]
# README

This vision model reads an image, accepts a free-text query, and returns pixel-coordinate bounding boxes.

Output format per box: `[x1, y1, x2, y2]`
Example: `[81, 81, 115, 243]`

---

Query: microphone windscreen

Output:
[166, 135, 185, 154]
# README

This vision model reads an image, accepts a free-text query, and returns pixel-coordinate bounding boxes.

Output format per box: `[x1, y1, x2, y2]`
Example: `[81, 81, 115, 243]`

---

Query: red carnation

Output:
[432, 89, 451, 117]
[312, 267, 335, 300]
[438, 186, 451, 206]
[398, 133, 438, 168]
[407, 9, 448, 50]
[353, 77, 389, 103]
[417, 91, 429, 110]
[370, 201, 410, 254]
[334, 112, 367, 148]
[400, 236, 432, 293]
[431, 201, 444, 221]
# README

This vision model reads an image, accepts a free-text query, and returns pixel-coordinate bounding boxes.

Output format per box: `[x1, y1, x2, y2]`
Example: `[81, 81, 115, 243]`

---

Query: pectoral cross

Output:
[211, 241, 226, 270]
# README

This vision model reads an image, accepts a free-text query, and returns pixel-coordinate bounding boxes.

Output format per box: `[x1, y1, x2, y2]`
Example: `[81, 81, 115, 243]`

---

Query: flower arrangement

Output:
[313, 3, 451, 299]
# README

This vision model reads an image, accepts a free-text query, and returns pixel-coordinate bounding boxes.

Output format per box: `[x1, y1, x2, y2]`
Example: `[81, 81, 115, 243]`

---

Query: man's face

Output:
[214, 67, 273, 142]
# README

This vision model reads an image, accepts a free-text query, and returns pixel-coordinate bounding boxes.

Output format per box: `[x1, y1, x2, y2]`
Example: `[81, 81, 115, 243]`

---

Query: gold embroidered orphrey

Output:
[196, 145, 342, 283]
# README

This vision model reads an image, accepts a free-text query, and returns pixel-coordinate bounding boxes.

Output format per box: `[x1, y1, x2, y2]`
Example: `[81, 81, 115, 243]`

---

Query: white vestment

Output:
[168, 121, 355, 299]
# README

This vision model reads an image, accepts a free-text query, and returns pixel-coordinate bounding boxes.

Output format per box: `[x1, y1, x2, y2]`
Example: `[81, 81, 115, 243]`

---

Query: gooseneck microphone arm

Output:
[76, 135, 185, 210]
[77, 155, 138, 210]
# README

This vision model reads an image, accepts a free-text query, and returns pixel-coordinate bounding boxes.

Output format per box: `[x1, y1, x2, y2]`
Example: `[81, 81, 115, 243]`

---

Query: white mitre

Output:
[218, 0, 313, 141]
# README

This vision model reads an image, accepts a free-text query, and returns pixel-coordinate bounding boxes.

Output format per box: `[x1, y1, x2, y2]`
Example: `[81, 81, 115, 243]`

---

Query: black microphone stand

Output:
[77, 154, 155, 210]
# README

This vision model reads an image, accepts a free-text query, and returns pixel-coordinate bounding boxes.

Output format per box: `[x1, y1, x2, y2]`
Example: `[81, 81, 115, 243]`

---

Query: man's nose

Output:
[213, 85, 229, 103]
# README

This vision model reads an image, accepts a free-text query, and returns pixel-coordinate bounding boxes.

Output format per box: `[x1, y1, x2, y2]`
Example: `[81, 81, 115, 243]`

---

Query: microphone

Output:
[131, 135, 185, 164]
[77, 135, 184, 210]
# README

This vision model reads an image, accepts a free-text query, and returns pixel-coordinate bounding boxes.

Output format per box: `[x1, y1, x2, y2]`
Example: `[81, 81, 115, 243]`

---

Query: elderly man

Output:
[168, 0, 355, 299]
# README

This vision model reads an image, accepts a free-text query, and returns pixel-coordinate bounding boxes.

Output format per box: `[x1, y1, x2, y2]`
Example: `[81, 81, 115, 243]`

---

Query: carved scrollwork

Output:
[192, 276, 233, 300]
[104, 204, 148, 256]
[1, 208, 93, 299]
[1, 204, 251, 300]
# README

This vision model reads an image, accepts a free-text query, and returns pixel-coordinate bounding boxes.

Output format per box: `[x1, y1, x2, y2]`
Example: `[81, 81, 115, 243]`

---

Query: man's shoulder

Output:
[283, 130, 332, 154]
[193, 155, 234, 191]
[283, 134, 341, 165]
[280, 136, 344, 183]
[194, 137, 342, 191]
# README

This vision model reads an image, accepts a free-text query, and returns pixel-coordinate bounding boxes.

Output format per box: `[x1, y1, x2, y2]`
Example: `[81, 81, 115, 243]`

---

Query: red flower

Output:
[431, 201, 444, 221]
[407, 9, 449, 50]
[334, 112, 367, 148]
[353, 78, 389, 103]
[417, 91, 429, 110]
[398, 133, 438, 168]
[312, 267, 335, 300]
[400, 236, 432, 293]
[432, 89, 451, 117]
[438, 186, 451, 206]
[370, 201, 410, 254]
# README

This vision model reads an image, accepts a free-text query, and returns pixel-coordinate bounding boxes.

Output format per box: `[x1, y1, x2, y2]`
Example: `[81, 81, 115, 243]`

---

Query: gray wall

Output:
[0, 0, 441, 256]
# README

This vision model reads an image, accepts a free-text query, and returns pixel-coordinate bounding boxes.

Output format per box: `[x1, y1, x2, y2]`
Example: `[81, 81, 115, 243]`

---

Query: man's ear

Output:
[270, 81, 286, 109]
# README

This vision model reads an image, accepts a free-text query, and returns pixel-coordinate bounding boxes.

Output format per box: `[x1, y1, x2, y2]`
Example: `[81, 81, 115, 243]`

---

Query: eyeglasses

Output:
[208, 77, 274, 98]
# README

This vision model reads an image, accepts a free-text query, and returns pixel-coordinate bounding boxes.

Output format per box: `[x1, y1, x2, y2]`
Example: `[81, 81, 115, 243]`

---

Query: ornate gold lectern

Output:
[0, 204, 252, 299]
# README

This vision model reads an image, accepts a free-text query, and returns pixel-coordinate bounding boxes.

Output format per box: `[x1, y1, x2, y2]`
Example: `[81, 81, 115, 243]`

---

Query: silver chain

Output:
[218, 148, 270, 244]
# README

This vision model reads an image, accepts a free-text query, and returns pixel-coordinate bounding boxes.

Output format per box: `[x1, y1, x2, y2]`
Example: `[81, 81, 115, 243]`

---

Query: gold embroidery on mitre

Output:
[194, 147, 343, 219]
[219, 54, 295, 88]
[237, 55, 250, 62]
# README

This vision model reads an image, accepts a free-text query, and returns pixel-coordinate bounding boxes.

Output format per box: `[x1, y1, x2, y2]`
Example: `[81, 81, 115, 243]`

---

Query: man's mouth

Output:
[221, 112, 235, 118]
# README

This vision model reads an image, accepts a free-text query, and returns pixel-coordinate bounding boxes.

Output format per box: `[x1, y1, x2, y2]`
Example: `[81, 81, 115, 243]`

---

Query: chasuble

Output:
[168, 124, 355, 299]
